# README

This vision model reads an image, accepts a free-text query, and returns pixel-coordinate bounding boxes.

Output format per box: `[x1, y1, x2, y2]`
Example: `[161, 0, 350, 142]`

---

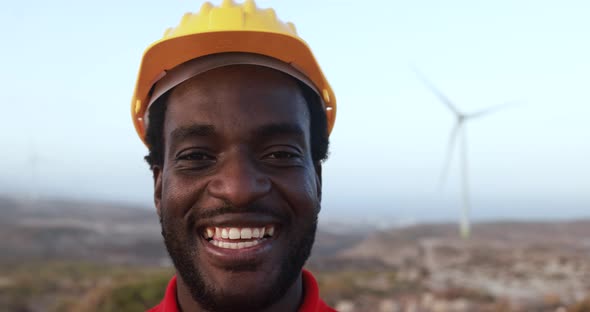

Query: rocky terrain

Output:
[316, 222, 590, 311]
[1, 196, 590, 311]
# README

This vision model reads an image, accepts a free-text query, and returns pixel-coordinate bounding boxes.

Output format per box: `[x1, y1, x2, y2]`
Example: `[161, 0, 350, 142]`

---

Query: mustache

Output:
[191, 201, 290, 222]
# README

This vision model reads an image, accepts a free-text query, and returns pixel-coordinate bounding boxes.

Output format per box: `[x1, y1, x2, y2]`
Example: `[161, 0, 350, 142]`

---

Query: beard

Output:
[160, 203, 319, 312]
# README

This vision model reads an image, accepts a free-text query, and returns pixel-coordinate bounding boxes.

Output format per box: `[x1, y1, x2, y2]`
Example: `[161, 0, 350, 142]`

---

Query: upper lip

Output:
[195, 213, 283, 231]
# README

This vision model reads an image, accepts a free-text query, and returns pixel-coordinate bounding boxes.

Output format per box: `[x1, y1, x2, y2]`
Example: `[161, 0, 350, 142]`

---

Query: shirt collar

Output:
[151, 269, 329, 312]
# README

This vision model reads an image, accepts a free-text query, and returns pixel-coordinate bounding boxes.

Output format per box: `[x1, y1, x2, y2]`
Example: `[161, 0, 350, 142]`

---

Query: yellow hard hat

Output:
[131, 0, 336, 145]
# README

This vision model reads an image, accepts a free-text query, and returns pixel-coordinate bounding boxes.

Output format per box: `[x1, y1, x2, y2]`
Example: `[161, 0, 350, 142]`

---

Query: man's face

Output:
[153, 65, 322, 311]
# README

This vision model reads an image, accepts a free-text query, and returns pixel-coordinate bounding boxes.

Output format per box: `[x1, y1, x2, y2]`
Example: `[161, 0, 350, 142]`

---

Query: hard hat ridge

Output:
[131, 0, 336, 144]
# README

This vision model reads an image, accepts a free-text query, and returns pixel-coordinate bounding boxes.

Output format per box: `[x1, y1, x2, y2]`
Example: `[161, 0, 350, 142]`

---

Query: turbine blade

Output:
[459, 126, 471, 239]
[468, 101, 518, 119]
[439, 122, 463, 189]
[413, 68, 462, 115]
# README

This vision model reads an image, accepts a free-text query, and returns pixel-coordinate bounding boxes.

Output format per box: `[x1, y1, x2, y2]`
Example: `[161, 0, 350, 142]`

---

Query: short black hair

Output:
[144, 80, 329, 170]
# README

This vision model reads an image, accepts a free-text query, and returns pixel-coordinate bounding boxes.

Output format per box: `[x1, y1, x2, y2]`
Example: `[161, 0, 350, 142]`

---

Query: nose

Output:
[207, 150, 271, 207]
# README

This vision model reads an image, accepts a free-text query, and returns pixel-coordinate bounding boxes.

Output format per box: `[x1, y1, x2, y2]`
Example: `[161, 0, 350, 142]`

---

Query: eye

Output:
[175, 150, 216, 171]
[178, 152, 213, 161]
[262, 149, 304, 167]
[266, 151, 300, 159]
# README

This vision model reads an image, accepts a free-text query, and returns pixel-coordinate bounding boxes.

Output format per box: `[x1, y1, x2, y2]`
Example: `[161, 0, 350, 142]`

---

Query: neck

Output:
[176, 272, 304, 312]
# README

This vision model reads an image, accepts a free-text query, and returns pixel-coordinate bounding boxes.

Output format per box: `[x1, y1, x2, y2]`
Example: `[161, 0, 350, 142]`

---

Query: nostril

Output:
[207, 174, 271, 205]
[204, 152, 273, 205]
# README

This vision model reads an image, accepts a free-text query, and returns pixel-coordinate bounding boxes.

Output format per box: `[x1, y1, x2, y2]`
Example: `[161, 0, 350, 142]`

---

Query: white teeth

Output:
[209, 240, 262, 249]
[241, 228, 252, 239]
[209, 226, 276, 241]
[229, 228, 240, 239]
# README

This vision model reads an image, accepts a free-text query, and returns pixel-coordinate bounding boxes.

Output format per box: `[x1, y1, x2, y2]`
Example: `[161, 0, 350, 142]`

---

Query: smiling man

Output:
[131, 1, 337, 311]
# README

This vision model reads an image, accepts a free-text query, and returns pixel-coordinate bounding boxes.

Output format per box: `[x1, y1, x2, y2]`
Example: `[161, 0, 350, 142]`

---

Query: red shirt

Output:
[147, 269, 335, 312]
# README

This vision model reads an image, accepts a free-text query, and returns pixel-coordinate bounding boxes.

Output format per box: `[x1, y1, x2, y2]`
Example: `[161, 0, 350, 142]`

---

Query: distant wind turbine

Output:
[414, 69, 515, 239]
[28, 137, 40, 200]
[27, 137, 52, 201]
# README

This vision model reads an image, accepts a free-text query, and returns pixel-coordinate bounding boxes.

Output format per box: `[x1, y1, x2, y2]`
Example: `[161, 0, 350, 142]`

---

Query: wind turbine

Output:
[27, 136, 52, 201]
[28, 137, 40, 201]
[414, 69, 514, 239]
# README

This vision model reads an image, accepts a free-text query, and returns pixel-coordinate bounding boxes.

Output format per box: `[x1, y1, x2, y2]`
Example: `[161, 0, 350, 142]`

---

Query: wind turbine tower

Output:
[415, 69, 514, 238]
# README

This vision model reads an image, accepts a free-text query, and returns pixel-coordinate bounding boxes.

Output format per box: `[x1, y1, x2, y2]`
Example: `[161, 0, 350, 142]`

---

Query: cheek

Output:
[276, 169, 320, 215]
[161, 170, 204, 217]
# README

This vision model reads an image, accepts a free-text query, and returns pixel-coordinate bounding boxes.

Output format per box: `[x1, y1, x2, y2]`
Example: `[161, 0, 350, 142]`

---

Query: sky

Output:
[1, 0, 589, 224]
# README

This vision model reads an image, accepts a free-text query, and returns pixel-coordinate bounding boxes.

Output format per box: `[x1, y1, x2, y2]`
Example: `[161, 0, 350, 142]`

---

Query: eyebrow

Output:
[253, 123, 306, 141]
[168, 122, 306, 146]
[170, 124, 216, 142]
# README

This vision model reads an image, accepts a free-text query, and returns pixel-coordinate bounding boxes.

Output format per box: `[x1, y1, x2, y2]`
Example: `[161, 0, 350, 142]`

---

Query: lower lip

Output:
[201, 236, 276, 265]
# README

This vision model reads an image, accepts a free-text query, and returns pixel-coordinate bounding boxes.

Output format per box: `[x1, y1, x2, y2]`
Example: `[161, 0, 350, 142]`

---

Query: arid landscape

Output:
[1, 196, 590, 312]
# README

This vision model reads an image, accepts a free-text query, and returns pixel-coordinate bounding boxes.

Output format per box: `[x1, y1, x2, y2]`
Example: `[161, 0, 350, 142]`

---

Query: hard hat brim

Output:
[131, 30, 336, 144]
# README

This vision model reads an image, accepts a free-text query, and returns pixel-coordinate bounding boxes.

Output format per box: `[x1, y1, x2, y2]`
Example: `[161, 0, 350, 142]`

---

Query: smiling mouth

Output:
[202, 225, 276, 250]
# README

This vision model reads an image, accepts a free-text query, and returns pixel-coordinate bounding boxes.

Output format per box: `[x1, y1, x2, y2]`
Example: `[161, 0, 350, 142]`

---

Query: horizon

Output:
[3, 193, 589, 228]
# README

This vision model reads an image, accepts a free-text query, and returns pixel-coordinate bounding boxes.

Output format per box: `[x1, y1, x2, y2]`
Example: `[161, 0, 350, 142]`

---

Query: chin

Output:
[197, 267, 293, 311]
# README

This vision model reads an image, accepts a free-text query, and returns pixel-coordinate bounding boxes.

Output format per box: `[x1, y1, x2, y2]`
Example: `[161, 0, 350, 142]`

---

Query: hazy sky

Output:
[1, 0, 589, 223]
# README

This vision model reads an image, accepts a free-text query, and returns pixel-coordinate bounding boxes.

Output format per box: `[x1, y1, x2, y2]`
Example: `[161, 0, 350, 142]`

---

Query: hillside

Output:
[317, 221, 590, 311]
[1, 196, 590, 311]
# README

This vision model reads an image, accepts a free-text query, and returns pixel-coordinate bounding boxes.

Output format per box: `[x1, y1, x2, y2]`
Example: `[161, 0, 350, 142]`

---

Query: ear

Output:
[314, 162, 323, 203]
[153, 166, 163, 218]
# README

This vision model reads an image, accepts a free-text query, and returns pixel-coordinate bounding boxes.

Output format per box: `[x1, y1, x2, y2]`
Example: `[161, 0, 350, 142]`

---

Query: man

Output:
[130, 1, 337, 311]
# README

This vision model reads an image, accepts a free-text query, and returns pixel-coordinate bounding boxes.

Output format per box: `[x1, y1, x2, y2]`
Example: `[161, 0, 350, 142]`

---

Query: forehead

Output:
[163, 65, 310, 141]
